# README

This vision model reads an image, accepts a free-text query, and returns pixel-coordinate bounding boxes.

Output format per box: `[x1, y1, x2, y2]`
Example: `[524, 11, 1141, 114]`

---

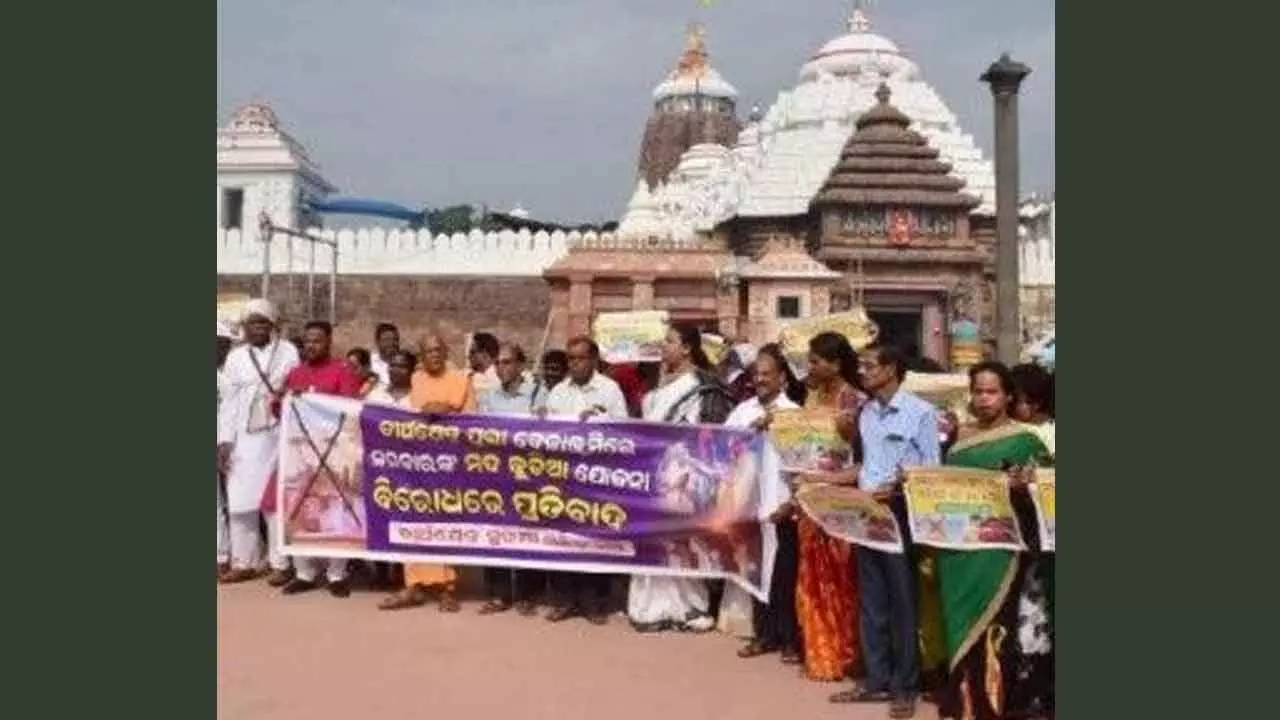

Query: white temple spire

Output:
[848, 1, 873, 34]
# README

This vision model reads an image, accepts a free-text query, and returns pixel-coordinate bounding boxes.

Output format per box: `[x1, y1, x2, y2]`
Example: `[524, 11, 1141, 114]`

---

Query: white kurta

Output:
[364, 383, 415, 409]
[218, 339, 299, 514]
[715, 392, 799, 636]
[217, 368, 230, 563]
[628, 371, 714, 629]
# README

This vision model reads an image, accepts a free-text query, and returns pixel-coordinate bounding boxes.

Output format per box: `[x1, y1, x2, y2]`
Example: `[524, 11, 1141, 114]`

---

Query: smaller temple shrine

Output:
[808, 83, 991, 360]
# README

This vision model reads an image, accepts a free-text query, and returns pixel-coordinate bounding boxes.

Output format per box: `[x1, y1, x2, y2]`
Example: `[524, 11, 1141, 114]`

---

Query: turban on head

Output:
[241, 298, 277, 324]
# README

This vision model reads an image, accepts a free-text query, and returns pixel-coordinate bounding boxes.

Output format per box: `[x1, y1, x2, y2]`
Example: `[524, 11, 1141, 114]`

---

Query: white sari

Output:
[627, 371, 714, 631]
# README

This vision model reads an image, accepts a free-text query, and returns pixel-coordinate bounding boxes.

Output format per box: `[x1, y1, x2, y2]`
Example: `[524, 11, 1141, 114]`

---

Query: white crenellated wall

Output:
[216, 226, 575, 276]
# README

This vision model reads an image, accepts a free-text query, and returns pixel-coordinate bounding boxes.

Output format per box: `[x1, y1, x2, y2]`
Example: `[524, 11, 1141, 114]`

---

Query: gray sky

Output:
[218, 0, 1054, 224]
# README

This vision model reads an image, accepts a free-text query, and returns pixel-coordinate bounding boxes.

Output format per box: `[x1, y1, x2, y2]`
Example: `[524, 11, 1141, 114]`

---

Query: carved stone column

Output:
[567, 274, 593, 338]
[922, 301, 945, 363]
[716, 286, 740, 340]
[632, 275, 656, 311]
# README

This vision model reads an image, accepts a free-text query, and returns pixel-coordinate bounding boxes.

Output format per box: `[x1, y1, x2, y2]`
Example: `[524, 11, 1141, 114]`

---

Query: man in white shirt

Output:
[539, 336, 629, 624]
[468, 332, 502, 395]
[541, 337, 629, 422]
[369, 323, 400, 385]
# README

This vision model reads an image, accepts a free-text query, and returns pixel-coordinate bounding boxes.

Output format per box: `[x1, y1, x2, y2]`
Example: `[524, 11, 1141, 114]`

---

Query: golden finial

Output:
[676, 22, 709, 74]
[685, 21, 706, 52]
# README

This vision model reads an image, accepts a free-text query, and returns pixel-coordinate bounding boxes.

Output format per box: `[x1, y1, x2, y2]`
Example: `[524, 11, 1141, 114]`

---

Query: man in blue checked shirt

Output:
[830, 342, 940, 719]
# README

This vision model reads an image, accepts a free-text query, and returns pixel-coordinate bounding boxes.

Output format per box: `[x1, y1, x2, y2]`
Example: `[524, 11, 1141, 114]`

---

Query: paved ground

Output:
[218, 579, 940, 720]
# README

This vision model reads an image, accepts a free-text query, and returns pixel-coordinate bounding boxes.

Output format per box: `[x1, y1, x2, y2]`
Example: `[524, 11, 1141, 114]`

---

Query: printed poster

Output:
[778, 307, 878, 377]
[768, 408, 853, 480]
[794, 484, 905, 554]
[593, 310, 670, 364]
[903, 466, 1025, 551]
[1030, 468, 1055, 552]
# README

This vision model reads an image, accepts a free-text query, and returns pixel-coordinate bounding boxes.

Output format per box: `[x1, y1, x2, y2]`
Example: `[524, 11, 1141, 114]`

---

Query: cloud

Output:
[218, 0, 1055, 221]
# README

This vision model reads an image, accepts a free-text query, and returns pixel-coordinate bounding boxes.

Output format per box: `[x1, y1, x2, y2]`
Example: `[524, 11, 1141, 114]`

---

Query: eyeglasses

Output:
[566, 354, 592, 362]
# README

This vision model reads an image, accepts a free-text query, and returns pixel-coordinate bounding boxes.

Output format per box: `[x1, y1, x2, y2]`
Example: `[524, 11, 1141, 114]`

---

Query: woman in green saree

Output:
[928, 362, 1054, 720]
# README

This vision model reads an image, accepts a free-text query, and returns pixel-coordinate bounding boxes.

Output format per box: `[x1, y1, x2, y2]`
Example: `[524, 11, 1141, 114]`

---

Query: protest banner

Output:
[768, 408, 853, 480]
[1030, 468, 1055, 552]
[794, 484, 905, 554]
[903, 466, 1025, 551]
[778, 307, 877, 377]
[278, 394, 777, 599]
[592, 310, 669, 364]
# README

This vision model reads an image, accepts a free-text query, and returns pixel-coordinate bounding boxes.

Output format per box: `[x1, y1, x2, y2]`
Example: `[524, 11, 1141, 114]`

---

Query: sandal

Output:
[438, 591, 461, 613]
[828, 686, 892, 704]
[218, 567, 261, 585]
[545, 605, 576, 623]
[377, 585, 428, 611]
[737, 640, 779, 659]
[889, 695, 917, 719]
[478, 599, 512, 615]
[265, 569, 293, 588]
[779, 648, 803, 665]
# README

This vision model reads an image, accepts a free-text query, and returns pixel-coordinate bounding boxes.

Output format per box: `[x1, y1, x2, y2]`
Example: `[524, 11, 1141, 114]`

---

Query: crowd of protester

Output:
[217, 298, 1056, 720]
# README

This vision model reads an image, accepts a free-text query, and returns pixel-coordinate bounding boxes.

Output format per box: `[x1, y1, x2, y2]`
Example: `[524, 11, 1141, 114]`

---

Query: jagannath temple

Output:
[217, 6, 1053, 361]
[546, 8, 1016, 363]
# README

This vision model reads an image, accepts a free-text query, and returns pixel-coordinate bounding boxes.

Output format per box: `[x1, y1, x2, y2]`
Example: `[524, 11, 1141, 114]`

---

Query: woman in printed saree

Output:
[929, 362, 1053, 719]
[791, 331, 863, 682]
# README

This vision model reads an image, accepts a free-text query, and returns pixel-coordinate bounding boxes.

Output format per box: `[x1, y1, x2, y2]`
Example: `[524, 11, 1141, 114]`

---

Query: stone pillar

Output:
[981, 53, 1030, 366]
[632, 275, 655, 310]
[922, 301, 945, 364]
[716, 285, 740, 340]
[567, 274, 593, 338]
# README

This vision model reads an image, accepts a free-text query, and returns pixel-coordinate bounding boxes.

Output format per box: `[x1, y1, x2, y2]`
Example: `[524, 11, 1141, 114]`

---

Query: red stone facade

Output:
[216, 275, 553, 361]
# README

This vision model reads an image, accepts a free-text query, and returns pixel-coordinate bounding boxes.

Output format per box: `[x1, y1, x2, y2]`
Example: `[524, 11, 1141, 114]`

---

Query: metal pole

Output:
[329, 239, 338, 327]
[286, 236, 295, 317]
[308, 238, 316, 321]
[980, 53, 1031, 366]
[258, 214, 272, 298]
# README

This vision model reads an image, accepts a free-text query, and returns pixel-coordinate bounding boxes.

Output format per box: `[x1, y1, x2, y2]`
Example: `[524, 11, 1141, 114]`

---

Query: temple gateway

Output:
[545, 11, 1002, 363]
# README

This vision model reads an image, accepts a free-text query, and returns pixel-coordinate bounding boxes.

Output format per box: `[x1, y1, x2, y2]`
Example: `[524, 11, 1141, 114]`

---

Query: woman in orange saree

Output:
[792, 331, 864, 682]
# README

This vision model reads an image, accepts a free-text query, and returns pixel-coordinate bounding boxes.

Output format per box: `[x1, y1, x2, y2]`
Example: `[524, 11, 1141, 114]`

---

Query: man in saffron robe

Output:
[378, 333, 476, 613]
[279, 320, 364, 598]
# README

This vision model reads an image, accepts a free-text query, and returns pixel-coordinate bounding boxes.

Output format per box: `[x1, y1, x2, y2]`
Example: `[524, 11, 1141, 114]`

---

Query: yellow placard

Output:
[593, 311, 669, 363]
[768, 408, 852, 477]
[903, 466, 1025, 551]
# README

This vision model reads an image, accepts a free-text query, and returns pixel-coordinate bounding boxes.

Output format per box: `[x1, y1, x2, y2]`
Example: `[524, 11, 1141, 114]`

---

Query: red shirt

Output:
[285, 356, 363, 398]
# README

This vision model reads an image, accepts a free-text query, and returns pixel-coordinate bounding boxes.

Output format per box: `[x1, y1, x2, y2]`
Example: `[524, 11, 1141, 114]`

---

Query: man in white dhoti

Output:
[217, 299, 300, 585]
[217, 320, 235, 577]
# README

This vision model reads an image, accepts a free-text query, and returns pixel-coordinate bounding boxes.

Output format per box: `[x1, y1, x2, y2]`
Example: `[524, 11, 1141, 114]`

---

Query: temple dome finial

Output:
[848, 3, 873, 34]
